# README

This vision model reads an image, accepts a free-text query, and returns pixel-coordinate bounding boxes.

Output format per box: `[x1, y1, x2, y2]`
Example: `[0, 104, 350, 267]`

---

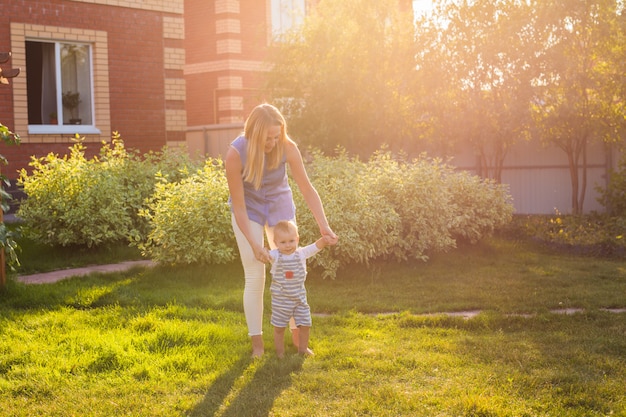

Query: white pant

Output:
[231, 215, 296, 336]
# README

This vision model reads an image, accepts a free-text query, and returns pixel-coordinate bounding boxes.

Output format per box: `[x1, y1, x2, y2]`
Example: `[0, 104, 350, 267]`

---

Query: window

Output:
[271, 0, 306, 38]
[26, 41, 94, 129]
[11, 23, 109, 141]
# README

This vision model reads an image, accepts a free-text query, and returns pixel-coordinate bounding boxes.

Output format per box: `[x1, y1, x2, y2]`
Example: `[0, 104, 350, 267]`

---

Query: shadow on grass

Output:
[188, 354, 304, 417]
[186, 354, 251, 417]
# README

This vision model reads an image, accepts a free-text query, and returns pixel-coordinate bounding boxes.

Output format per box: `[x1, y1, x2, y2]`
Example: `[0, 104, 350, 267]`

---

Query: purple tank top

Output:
[229, 135, 295, 227]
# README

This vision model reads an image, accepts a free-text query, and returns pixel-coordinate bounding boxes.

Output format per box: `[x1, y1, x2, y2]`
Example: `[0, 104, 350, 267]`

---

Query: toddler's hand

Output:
[320, 225, 338, 245]
[323, 233, 338, 246]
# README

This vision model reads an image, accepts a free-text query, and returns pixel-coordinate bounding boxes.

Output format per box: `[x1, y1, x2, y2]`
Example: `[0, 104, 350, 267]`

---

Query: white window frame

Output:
[26, 39, 99, 136]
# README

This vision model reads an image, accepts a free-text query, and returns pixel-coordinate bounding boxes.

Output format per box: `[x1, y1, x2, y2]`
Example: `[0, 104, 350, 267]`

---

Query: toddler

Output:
[269, 220, 330, 357]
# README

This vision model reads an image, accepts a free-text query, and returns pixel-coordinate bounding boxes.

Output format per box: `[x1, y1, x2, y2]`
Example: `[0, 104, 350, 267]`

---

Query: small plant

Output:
[0, 123, 21, 286]
[62, 91, 80, 120]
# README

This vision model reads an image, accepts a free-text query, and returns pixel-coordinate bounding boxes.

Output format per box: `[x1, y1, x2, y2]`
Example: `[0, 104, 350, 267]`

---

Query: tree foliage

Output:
[530, 0, 626, 214]
[265, 0, 420, 157]
[415, 0, 538, 182]
[264, 0, 626, 215]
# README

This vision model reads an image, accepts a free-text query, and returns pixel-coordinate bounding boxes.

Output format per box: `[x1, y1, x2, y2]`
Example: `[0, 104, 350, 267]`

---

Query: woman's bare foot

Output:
[251, 335, 264, 358]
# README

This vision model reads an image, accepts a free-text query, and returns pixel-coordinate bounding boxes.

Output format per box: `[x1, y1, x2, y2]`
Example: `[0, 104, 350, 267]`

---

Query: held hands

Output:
[254, 227, 338, 263]
[320, 226, 339, 246]
[254, 245, 271, 264]
[314, 232, 338, 250]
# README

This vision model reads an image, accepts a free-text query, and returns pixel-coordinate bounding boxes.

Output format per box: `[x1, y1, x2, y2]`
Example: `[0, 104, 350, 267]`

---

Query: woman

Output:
[225, 103, 338, 358]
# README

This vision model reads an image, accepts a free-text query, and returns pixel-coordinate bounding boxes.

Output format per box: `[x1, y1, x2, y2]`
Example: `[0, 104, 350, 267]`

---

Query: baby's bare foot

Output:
[299, 347, 314, 356]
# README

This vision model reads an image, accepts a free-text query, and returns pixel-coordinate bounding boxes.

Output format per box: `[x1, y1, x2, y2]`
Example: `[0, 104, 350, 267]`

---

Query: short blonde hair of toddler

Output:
[274, 220, 298, 237]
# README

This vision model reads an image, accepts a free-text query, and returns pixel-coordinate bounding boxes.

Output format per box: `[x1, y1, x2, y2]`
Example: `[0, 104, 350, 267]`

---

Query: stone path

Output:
[16, 260, 157, 284]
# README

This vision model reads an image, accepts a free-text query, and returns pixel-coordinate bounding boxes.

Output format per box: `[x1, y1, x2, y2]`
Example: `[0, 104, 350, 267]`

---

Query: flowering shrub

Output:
[137, 160, 236, 264]
[291, 149, 514, 277]
[17, 133, 199, 247]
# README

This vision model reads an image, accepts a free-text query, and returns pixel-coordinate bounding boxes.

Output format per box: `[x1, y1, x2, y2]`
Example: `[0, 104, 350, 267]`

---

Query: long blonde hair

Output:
[243, 103, 287, 190]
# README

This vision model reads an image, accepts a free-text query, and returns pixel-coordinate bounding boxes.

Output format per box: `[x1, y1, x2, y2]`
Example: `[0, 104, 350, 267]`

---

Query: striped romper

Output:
[269, 243, 321, 328]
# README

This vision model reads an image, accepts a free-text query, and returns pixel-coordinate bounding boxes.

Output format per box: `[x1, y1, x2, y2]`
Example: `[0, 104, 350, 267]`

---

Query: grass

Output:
[1, 235, 625, 416]
[9, 225, 143, 275]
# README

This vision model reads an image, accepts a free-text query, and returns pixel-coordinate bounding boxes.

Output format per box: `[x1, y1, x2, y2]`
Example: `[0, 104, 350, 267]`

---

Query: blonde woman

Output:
[225, 103, 338, 358]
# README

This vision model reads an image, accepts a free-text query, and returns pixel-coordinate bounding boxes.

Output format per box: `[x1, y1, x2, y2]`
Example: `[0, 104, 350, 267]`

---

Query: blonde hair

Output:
[243, 103, 287, 190]
[274, 220, 298, 238]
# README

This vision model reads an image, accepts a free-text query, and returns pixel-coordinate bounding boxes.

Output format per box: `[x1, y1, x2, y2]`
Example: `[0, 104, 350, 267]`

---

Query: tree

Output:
[414, 0, 538, 182]
[531, 0, 625, 214]
[264, 0, 421, 156]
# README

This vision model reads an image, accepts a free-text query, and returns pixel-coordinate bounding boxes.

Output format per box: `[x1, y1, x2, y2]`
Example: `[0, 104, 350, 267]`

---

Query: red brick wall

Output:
[239, 1, 269, 61]
[184, 0, 271, 126]
[185, 0, 216, 63]
[0, 0, 175, 179]
[184, 0, 215, 125]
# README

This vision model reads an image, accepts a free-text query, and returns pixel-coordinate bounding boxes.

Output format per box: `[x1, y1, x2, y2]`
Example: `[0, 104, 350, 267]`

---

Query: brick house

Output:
[1, 0, 188, 181]
[0, 0, 326, 181]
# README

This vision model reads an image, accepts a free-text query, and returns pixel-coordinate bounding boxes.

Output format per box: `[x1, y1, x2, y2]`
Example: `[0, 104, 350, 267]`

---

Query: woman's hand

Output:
[254, 245, 271, 263]
[285, 139, 338, 247]
[320, 226, 339, 246]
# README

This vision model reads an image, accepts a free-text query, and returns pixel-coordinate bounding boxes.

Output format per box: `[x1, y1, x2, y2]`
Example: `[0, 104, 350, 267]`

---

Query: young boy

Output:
[269, 220, 331, 358]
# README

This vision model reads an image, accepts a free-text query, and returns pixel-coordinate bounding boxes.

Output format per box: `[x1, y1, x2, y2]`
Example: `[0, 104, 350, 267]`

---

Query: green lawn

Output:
[1, 236, 625, 416]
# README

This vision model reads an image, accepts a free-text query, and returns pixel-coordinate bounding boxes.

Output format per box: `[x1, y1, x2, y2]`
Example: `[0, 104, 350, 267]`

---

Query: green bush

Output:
[503, 212, 626, 258]
[290, 149, 514, 278]
[292, 149, 403, 278]
[366, 152, 458, 261]
[135, 148, 513, 278]
[98, 135, 201, 240]
[446, 170, 514, 244]
[137, 159, 237, 264]
[17, 139, 129, 247]
[17, 134, 199, 247]
[597, 151, 626, 217]
[0, 123, 20, 271]
[16, 138, 515, 276]
[365, 152, 513, 256]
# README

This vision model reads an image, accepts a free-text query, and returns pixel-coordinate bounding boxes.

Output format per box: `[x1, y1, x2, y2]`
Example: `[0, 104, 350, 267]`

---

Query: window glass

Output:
[26, 40, 93, 126]
[271, 0, 306, 38]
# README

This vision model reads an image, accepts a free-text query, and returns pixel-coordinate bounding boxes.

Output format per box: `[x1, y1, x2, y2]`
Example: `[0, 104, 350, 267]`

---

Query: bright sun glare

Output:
[413, 0, 434, 16]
